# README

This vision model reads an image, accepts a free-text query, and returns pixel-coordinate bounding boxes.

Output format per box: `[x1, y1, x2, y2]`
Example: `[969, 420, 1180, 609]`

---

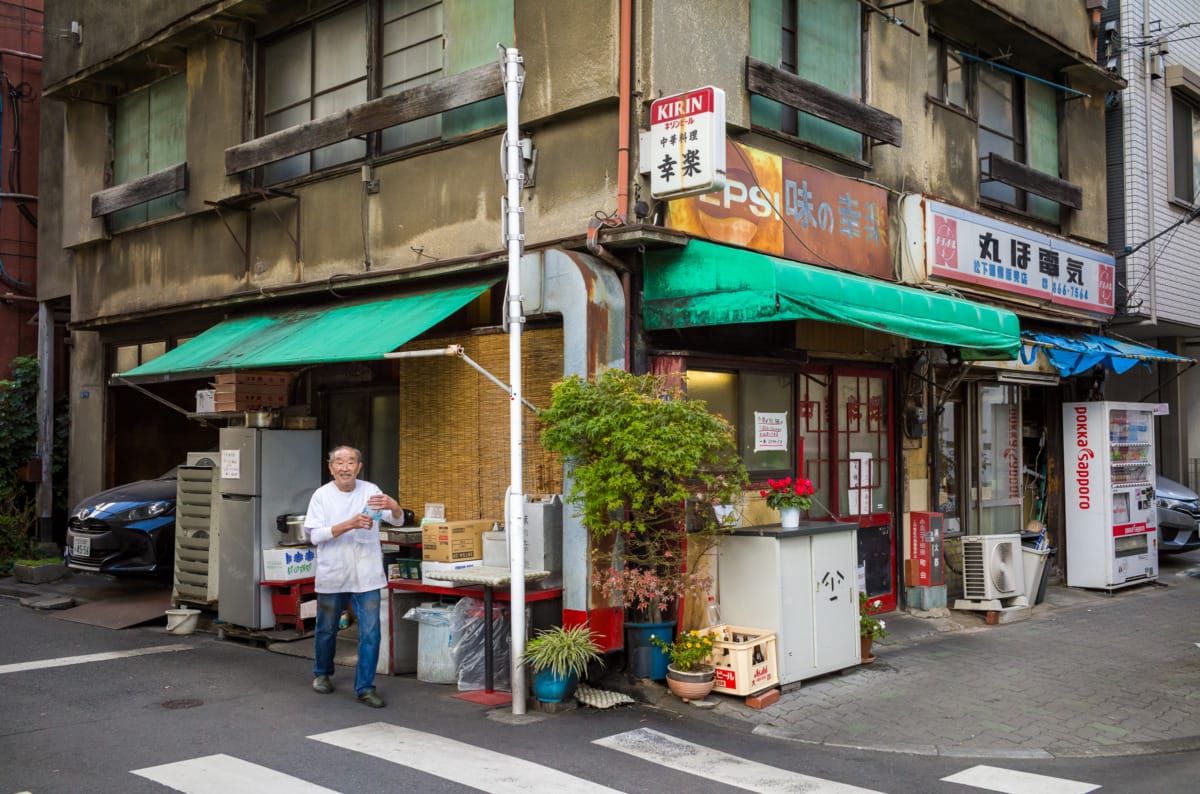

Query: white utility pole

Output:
[501, 45, 528, 715]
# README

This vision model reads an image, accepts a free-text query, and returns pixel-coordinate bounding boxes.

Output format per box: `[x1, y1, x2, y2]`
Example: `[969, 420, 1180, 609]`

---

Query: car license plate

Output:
[72, 535, 90, 557]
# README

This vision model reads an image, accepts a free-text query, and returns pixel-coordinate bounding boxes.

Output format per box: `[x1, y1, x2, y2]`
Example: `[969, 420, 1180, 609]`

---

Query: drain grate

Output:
[161, 698, 204, 710]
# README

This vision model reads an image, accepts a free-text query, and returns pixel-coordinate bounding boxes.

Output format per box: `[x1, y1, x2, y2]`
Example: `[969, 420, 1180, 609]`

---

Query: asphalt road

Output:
[1, 581, 1197, 793]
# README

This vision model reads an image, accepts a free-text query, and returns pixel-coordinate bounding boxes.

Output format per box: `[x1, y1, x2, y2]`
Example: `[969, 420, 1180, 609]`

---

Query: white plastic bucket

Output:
[165, 608, 201, 635]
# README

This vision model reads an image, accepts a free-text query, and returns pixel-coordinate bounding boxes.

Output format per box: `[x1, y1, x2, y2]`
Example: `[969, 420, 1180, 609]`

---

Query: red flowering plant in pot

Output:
[760, 476, 814, 526]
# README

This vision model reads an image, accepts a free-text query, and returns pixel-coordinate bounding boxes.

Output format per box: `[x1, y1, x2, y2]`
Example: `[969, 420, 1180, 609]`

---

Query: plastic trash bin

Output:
[405, 602, 458, 684]
[1021, 546, 1051, 605]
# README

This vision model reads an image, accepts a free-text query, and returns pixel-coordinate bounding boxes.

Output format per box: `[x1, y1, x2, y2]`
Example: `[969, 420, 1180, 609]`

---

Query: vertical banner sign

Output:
[649, 86, 726, 200]
[909, 512, 944, 586]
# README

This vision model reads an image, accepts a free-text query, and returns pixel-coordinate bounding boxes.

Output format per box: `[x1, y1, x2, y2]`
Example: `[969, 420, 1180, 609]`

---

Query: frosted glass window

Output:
[314, 5, 366, 93]
[263, 31, 311, 113]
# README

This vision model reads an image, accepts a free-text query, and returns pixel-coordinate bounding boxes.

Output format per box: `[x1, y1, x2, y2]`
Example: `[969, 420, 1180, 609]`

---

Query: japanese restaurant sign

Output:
[666, 140, 891, 278]
[649, 86, 726, 200]
[925, 199, 1115, 317]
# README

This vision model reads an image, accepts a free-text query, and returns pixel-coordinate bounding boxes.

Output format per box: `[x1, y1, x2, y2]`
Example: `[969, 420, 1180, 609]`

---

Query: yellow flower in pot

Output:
[652, 629, 718, 701]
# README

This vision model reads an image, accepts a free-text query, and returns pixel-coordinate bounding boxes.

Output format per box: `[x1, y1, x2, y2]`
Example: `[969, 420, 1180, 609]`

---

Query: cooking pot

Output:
[276, 513, 309, 545]
[245, 409, 278, 428]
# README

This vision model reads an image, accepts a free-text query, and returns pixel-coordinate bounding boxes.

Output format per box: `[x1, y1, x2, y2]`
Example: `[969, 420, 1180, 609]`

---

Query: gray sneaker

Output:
[312, 675, 334, 694]
[356, 689, 385, 708]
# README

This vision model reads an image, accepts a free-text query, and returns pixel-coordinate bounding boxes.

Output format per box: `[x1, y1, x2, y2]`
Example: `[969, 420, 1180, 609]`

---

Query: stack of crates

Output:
[213, 372, 293, 412]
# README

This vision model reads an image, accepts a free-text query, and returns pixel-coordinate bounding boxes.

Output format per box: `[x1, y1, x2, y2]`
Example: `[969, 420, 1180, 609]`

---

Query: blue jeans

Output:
[313, 590, 381, 696]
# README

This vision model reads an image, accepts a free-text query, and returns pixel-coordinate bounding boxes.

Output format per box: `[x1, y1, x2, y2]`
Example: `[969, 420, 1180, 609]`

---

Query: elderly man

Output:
[304, 445, 411, 708]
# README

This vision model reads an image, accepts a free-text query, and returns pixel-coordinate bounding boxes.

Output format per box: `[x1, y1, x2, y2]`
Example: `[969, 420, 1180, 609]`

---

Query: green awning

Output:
[119, 278, 496, 381]
[643, 240, 1020, 360]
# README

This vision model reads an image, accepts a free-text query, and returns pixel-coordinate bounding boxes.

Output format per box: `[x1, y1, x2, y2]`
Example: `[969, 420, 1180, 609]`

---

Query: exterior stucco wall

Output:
[68, 330, 106, 508]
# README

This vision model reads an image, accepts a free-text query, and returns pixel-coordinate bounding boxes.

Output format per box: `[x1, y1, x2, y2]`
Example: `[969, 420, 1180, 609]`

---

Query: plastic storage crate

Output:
[706, 625, 780, 696]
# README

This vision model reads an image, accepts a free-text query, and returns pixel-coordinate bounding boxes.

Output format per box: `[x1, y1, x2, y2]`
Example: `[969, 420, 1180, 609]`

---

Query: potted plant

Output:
[539, 370, 748, 680]
[759, 475, 814, 528]
[859, 591, 888, 663]
[521, 624, 603, 703]
[651, 628, 718, 701]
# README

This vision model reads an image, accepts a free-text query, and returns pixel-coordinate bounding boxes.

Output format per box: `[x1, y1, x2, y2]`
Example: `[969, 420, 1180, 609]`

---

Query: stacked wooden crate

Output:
[212, 372, 292, 411]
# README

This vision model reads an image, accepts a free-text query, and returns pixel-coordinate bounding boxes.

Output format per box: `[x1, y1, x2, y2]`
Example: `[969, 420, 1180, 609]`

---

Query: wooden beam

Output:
[746, 57, 902, 147]
[90, 163, 187, 217]
[225, 62, 504, 175]
[986, 153, 1083, 210]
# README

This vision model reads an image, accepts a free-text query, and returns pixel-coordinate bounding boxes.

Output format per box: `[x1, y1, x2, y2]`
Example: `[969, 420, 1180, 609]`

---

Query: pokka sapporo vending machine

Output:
[1062, 401, 1159, 590]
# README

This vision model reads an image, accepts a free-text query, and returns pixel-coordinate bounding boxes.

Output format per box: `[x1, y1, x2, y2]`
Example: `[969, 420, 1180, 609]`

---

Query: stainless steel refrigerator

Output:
[217, 427, 321, 629]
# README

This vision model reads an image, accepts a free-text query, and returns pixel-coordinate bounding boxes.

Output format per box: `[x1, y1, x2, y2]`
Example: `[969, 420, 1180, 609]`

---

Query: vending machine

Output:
[1062, 401, 1159, 590]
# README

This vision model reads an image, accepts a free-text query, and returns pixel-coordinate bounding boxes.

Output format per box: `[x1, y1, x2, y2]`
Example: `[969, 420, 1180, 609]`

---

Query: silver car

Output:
[1156, 475, 1200, 554]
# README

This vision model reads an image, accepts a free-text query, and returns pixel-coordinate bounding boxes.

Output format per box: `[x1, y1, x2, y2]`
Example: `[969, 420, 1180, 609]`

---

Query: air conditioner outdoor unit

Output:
[173, 459, 221, 607]
[186, 451, 218, 467]
[961, 533, 1025, 601]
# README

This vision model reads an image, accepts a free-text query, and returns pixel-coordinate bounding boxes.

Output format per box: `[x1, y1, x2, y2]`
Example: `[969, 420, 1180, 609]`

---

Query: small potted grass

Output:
[521, 624, 603, 703]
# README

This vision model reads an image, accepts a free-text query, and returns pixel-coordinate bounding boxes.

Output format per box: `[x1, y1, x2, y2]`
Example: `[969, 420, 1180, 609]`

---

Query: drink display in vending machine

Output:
[1062, 401, 1159, 590]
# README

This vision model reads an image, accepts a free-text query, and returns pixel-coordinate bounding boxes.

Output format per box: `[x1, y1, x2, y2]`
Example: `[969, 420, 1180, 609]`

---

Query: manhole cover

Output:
[162, 698, 204, 710]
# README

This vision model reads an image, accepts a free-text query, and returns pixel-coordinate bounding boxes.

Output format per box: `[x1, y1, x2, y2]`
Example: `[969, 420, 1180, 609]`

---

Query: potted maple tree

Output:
[539, 369, 748, 679]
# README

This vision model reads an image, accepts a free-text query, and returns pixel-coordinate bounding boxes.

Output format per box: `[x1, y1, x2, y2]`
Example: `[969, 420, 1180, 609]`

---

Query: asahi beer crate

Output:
[706, 625, 779, 696]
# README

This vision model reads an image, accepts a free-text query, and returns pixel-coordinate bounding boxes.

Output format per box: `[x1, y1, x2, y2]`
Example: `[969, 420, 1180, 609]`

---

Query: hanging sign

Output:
[649, 86, 726, 200]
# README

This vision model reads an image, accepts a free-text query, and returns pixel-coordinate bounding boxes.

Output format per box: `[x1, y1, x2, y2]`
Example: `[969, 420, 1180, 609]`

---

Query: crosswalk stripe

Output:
[941, 765, 1100, 794]
[308, 722, 621, 793]
[132, 753, 340, 793]
[0, 644, 193, 675]
[593, 727, 887, 794]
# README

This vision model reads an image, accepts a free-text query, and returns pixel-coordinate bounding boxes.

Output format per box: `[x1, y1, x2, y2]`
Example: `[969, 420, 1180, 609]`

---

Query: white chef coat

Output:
[304, 479, 403, 594]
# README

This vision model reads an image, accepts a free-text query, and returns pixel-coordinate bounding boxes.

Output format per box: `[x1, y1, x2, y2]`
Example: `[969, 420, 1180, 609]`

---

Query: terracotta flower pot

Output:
[860, 635, 875, 664]
[666, 663, 715, 701]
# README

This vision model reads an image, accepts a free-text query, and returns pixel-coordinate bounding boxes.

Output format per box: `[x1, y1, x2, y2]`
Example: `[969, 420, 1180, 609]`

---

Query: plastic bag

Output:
[450, 597, 512, 692]
[402, 605, 452, 625]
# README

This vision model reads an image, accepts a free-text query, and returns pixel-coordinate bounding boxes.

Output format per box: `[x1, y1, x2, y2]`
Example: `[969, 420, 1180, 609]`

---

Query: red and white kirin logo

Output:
[934, 216, 958, 268]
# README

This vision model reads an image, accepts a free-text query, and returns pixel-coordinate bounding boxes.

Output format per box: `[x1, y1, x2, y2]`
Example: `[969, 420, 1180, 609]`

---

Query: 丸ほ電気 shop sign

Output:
[925, 200, 1115, 316]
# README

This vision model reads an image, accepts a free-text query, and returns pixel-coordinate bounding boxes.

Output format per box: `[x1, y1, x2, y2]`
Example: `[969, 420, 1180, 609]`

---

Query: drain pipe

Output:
[583, 0, 635, 370]
[617, 0, 633, 222]
[1141, 0, 1158, 323]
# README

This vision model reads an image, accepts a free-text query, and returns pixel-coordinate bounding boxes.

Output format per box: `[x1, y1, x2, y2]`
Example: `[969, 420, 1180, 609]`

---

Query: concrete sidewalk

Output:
[636, 552, 1200, 759]
[6, 556, 1200, 759]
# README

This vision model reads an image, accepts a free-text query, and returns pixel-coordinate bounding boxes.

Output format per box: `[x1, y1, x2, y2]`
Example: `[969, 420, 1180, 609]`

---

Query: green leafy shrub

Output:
[0, 357, 68, 572]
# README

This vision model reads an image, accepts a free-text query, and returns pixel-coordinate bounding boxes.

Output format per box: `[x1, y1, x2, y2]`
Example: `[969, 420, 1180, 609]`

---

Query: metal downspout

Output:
[1142, 0, 1158, 323]
[617, 0, 633, 222]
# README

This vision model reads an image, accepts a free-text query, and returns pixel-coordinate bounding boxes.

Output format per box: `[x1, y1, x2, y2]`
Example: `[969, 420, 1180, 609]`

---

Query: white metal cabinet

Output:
[718, 522, 860, 686]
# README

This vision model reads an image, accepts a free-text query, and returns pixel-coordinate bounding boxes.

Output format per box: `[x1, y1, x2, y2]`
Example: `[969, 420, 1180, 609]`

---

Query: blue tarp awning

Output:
[1022, 332, 1194, 377]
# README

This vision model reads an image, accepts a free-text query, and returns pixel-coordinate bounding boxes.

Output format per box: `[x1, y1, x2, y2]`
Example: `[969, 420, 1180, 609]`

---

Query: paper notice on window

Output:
[848, 451, 872, 516]
[754, 411, 788, 452]
[221, 449, 240, 480]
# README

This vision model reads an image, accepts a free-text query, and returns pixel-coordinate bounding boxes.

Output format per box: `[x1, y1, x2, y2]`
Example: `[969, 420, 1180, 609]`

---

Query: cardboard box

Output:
[422, 520, 492, 562]
[262, 546, 316, 581]
[195, 389, 215, 414]
[421, 559, 483, 587]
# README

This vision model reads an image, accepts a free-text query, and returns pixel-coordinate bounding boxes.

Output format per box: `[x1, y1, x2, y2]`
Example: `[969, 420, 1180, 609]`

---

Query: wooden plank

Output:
[746, 57, 902, 148]
[987, 153, 1083, 209]
[225, 63, 504, 175]
[90, 163, 187, 217]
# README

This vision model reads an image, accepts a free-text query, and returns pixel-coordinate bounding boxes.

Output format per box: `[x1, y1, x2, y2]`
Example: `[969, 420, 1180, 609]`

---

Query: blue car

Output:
[64, 469, 177, 577]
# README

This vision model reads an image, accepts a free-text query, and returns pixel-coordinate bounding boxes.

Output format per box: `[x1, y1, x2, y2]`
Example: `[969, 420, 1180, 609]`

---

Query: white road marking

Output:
[0, 644, 193, 675]
[593, 726, 887, 793]
[132, 753, 340, 793]
[309, 722, 621, 793]
[941, 765, 1100, 794]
